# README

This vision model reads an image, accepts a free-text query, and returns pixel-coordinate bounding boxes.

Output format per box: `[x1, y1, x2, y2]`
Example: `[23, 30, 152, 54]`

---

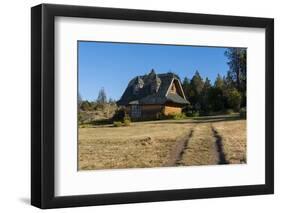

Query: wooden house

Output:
[117, 70, 189, 119]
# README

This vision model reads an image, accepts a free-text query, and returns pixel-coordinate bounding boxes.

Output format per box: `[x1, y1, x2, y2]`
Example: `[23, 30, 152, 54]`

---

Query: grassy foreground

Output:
[78, 115, 246, 170]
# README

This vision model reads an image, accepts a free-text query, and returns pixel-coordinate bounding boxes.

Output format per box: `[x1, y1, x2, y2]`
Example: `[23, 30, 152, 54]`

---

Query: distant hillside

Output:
[79, 102, 117, 124]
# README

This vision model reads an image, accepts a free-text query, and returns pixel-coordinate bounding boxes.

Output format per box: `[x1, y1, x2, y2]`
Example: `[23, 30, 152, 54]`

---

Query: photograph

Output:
[77, 41, 247, 171]
[30, 3, 274, 209]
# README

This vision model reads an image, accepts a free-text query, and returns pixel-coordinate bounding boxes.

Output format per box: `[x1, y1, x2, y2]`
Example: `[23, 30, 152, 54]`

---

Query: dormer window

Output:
[133, 77, 144, 95]
[150, 73, 161, 93]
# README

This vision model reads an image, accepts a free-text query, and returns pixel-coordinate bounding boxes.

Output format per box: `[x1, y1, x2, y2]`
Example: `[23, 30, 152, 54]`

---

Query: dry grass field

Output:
[212, 120, 247, 164]
[78, 115, 246, 170]
[178, 123, 219, 166]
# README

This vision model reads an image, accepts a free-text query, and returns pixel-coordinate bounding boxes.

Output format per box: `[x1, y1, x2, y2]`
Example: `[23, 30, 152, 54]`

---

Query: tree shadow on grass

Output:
[85, 115, 245, 128]
[149, 115, 245, 125]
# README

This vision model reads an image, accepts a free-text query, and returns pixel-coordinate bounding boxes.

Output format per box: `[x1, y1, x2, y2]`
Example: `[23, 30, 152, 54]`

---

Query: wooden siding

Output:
[163, 105, 182, 115]
[141, 105, 163, 111]
[126, 105, 163, 119]
[125, 103, 183, 119]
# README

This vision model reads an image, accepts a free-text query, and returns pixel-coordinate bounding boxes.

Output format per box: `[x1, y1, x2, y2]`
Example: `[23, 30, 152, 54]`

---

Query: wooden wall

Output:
[125, 104, 182, 119]
[141, 105, 162, 112]
[126, 105, 163, 119]
[163, 105, 182, 115]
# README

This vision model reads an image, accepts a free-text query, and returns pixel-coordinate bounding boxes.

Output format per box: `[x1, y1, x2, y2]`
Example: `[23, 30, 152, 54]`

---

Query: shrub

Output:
[78, 112, 83, 124]
[172, 113, 187, 120]
[156, 112, 164, 120]
[199, 111, 210, 116]
[113, 121, 123, 127]
[240, 107, 246, 118]
[225, 109, 234, 115]
[227, 88, 242, 112]
[113, 108, 126, 121]
[185, 110, 193, 117]
[79, 124, 92, 128]
[91, 119, 112, 125]
[123, 113, 131, 126]
[123, 113, 131, 122]
[123, 119, 131, 126]
[186, 111, 199, 117]
[80, 101, 92, 111]
[94, 103, 105, 110]
[192, 111, 200, 117]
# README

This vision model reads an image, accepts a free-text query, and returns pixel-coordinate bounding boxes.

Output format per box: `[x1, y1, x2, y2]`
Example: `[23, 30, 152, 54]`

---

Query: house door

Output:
[131, 105, 141, 118]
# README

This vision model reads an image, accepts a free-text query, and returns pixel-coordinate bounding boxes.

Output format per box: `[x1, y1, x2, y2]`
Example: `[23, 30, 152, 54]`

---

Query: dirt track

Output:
[166, 122, 228, 167]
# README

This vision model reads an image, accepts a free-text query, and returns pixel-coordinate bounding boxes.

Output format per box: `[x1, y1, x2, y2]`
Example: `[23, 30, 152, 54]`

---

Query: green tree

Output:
[227, 88, 242, 111]
[214, 74, 224, 89]
[224, 48, 246, 91]
[191, 70, 204, 94]
[190, 70, 204, 111]
[208, 74, 226, 112]
[182, 77, 191, 99]
[225, 48, 246, 108]
[80, 101, 91, 111]
[208, 87, 224, 112]
[97, 87, 107, 104]
[200, 77, 212, 113]
[223, 71, 235, 89]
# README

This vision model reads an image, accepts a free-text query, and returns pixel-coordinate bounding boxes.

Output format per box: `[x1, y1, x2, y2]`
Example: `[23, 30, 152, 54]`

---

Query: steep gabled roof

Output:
[117, 70, 189, 106]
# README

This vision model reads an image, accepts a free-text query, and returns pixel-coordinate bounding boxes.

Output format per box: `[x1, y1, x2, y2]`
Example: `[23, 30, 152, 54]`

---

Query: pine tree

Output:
[214, 74, 224, 89]
[208, 74, 226, 112]
[225, 48, 246, 108]
[182, 77, 191, 99]
[224, 48, 246, 91]
[191, 70, 204, 95]
[190, 70, 204, 111]
[201, 77, 212, 113]
[97, 87, 107, 104]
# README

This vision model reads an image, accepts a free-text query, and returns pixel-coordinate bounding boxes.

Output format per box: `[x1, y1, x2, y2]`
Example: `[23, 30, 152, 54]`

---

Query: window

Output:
[131, 105, 141, 118]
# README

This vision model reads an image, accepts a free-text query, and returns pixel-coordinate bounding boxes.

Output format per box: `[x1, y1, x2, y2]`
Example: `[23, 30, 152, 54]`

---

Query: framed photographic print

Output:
[31, 3, 274, 209]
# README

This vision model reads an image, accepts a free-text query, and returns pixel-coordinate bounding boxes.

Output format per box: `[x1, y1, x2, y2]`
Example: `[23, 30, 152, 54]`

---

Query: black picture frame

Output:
[31, 3, 274, 209]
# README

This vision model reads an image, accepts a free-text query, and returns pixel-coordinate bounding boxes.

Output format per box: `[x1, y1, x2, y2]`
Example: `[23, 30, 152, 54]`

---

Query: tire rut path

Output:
[211, 126, 228, 164]
[167, 123, 228, 166]
[165, 127, 195, 167]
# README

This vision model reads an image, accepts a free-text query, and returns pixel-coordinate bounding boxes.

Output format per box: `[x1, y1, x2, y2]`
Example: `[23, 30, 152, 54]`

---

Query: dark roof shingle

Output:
[117, 70, 189, 105]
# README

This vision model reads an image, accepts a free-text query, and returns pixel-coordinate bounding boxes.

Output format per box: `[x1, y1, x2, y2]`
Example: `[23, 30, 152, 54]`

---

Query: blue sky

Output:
[78, 41, 229, 101]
